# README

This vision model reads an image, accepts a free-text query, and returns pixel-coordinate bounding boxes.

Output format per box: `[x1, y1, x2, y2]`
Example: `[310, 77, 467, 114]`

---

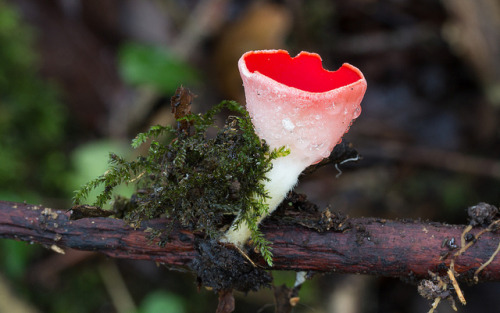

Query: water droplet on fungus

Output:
[353, 106, 361, 119]
[282, 118, 295, 131]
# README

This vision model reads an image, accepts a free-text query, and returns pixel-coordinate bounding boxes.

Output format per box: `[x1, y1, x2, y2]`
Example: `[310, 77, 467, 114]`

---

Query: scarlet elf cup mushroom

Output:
[222, 50, 367, 247]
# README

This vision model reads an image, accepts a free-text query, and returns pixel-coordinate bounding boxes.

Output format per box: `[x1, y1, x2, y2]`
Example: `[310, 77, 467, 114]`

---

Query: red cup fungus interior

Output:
[244, 50, 363, 93]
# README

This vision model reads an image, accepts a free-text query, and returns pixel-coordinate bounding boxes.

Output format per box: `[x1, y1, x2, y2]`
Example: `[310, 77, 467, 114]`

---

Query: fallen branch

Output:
[0, 200, 499, 282]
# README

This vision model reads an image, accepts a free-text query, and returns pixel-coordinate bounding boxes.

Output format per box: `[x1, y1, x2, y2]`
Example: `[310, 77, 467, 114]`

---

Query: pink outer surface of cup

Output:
[238, 50, 367, 164]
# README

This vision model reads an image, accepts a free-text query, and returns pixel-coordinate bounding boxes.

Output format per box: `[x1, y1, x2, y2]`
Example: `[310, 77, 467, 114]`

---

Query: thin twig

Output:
[428, 298, 441, 313]
[474, 241, 500, 283]
[447, 269, 466, 305]
[99, 260, 137, 313]
[360, 140, 500, 180]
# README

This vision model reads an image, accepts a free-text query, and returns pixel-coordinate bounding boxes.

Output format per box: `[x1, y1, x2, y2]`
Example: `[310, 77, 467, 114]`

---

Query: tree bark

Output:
[0, 201, 499, 282]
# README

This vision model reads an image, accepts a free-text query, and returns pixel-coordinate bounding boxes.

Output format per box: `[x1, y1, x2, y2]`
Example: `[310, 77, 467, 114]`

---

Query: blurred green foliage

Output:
[31, 266, 109, 313]
[119, 42, 199, 95]
[396, 171, 474, 222]
[137, 291, 186, 313]
[0, 0, 68, 201]
[0, 240, 37, 280]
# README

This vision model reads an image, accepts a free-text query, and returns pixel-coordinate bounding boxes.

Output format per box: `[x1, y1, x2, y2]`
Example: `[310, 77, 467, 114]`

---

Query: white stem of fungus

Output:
[221, 154, 310, 247]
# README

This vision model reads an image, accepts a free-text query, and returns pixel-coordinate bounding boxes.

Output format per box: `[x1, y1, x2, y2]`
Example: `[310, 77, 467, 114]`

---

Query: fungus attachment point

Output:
[222, 50, 367, 252]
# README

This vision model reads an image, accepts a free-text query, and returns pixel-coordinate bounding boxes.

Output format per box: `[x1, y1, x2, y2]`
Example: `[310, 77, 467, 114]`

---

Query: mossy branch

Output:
[72, 100, 285, 265]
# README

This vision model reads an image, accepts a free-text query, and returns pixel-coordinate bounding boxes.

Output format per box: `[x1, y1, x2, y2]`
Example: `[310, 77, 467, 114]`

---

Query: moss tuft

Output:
[74, 98, 286, 265]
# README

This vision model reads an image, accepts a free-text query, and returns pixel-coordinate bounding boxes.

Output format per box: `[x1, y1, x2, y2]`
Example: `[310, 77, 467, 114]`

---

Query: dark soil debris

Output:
[273, 284, 300, 313]
[467, 202, 499, 227]
[355, 225, 372, 245]
[317, 206, 351, 232]
[418, 279, 451, 300]
[69, 205, 114, 220]
[274, 192, 351, 233]
[460, 269, 480, 286]
[418, 272, 457, 309]
[280, 192, 319, 213]
[303, 140, 360, 175]
[436, 262, 449, 274]
[464, 233, 475, 242]
[189, 240, 272, 293]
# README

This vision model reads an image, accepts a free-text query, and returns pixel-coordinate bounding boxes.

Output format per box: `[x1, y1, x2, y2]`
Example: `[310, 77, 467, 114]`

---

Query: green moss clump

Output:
[74, 100, 288, 265]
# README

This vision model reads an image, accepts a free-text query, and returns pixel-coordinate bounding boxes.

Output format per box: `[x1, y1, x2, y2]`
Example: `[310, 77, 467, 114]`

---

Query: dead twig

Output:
[360, 140, 500, 180]
[0, 201, 499, 281]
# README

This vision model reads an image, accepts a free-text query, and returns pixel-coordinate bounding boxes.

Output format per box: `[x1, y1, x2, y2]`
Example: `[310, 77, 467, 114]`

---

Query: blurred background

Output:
[0, 0, 499, 312]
